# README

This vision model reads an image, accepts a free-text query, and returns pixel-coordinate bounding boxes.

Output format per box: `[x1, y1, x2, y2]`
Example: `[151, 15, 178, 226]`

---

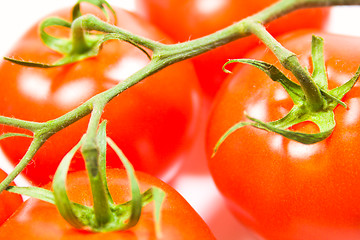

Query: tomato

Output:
[136, 0, 329, 98]
[0, 169, 23, 225]
[0, 5, 202, 185]
[206, 30, 360, 240]
[0, 168, 215, 239]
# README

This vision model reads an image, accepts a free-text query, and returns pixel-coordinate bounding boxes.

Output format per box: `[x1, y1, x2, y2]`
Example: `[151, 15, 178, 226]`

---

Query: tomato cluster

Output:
[1, 1, 360, 240]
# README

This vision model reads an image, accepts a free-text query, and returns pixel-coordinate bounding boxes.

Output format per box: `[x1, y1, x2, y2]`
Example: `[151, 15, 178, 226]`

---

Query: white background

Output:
[0, 1, 360, 240]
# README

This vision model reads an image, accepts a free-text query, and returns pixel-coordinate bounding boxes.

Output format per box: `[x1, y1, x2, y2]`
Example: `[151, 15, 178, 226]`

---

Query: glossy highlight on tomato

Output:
[136, 0, 329, 98]
[206, 30, 360, 240]
[0, 168, 216, 239]
[0, 5, 202, 185]
[0, 169, 22, 225]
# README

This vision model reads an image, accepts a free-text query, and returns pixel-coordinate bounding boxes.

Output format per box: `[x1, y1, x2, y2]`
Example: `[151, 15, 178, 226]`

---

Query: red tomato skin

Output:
[136, 0, 329, 98]
[0, 168, 216, 240]
[206, 30, 360, 240]
[0, 6, 202, 185]
[0, 169, 23, 225]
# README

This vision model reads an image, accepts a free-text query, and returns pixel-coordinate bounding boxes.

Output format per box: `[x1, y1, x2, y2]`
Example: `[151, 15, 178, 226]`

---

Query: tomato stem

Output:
[247, 22, 324, 111]
[81, 100, 112, 226]
[71, 17, 92, 54]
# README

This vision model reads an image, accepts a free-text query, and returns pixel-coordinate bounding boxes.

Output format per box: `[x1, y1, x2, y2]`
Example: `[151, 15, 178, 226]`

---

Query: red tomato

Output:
[0, 5, 202, 185]
[0, 168, 215, 239]
[0, 169, 23, 225]
[206, 30, 360, 240]
[136, 0, 329, 98]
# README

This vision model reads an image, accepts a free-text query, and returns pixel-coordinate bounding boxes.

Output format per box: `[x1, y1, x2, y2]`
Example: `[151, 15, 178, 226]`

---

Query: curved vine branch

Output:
[1, 0, 360, 193]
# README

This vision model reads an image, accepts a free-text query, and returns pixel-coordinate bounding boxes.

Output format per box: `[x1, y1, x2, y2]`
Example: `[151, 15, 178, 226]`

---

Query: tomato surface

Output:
[0, 168, 216, 239]
[0, 169, 23, 225]
[136, 0, 329, 98]
[0, 5, 202, 185]
[206, 30, 360, 240]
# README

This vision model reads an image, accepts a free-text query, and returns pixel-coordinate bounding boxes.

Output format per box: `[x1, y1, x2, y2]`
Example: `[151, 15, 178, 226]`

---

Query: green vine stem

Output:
[2, 0, 360, 194]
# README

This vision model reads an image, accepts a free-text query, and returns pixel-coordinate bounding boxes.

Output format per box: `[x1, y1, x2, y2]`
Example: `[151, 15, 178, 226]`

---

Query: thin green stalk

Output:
[0, 116, 43, 132]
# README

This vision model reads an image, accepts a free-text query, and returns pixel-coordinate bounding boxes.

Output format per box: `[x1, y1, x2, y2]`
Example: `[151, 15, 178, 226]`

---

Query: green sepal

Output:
[6, 185, 92, 213]
[106, 137, 143, 230]
[246, 114, 333, 144]
[40, 17, 72, 54]
[311, 35, 351, 108]
[4, 56, 57, 68]
[212, 122, 252, 157]
[150, 187, 166, 238]
[52, 135, 89, 229]
[329, 66, 360, 107]
[0, 132, 33, 141]
[6, 186, 55, 204]
[111, 187, 165, 236]
[223, 59, 305, 104]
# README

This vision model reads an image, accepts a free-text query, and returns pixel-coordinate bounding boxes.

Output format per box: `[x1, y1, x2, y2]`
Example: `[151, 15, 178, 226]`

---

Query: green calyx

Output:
[7, 121, 166, 235]
[213, 35, 360, 156]
[4, 0, 150, 68]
